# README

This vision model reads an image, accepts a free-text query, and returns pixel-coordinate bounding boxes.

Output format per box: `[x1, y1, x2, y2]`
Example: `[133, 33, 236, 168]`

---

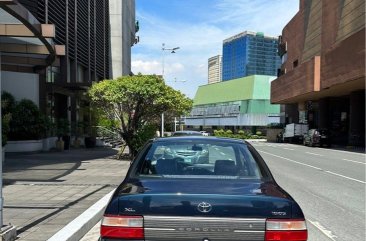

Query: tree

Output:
[88, 74, 193, 156]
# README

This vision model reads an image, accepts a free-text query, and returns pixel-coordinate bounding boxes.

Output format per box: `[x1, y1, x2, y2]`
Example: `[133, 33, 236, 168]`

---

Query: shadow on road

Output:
[3, 147, 118, 185]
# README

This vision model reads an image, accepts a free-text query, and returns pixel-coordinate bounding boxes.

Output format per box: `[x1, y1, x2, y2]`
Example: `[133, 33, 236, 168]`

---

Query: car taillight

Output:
[265, 219, 307, 241]
[100, 215, 144, 239]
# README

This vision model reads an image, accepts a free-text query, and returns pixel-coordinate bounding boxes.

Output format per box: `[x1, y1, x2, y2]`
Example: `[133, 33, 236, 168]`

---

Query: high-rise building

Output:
[271, 0, 365, 146]
[222, 31, 281, 81]
[208, 55, 222, 84]
[109, 0, 137, 78]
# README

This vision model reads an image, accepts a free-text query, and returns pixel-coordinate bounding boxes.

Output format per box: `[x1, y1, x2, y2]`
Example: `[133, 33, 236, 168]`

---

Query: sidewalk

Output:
[3, 147, 130, 241]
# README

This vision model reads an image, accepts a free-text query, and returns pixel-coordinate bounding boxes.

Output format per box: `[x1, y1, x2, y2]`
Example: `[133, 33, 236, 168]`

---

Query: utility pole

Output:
[161, 43, 180, 137]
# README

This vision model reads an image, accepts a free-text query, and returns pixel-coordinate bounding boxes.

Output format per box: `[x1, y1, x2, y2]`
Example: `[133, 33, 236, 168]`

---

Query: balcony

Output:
[277, 35, 287, 57]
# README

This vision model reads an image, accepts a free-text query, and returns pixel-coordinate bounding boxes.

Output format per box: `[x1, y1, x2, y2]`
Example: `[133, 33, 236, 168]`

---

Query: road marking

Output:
[308, 219, 337, 241]
[283, 147, 295, 151]
[259, 151, 322, 170]
[259, 150, 366, 184]
[324, 170, 365, 184]
[322, 148, 365, 156]
[342, 158, 366, 165]
[305, 152, 323, 156]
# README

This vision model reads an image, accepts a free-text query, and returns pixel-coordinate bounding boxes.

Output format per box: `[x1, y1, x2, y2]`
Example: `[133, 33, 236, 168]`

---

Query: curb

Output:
[47, 189, 115, 241]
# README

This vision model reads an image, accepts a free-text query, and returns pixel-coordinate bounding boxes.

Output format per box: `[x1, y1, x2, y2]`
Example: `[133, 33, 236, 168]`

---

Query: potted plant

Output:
[84, 122, 97, 148]
[56, 119, 70, 151]
[72, 121, 85, 148]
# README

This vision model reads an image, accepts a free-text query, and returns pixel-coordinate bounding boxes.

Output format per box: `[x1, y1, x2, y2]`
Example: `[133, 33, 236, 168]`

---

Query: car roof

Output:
[154, 136, 246, 144]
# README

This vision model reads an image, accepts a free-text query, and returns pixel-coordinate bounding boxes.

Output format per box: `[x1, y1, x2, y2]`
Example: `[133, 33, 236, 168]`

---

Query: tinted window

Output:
[135, 140, 264, 179]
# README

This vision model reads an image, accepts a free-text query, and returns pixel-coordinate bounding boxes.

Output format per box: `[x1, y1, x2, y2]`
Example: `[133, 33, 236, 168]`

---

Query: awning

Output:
[0, 0, 64, 72]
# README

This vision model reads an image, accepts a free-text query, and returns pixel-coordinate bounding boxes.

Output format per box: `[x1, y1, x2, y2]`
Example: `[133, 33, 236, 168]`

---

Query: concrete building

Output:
[1, 0, 136, 140]
[222, 31, 281, 81]
[271, 0, 365, 146]
[186, 75, 280, 130]
[208, 55, 222, 84]
[109, 0, 137, 78]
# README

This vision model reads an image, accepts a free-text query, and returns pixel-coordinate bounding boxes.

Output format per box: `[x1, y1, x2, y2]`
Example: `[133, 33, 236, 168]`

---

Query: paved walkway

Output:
[3, 148, 130, 241]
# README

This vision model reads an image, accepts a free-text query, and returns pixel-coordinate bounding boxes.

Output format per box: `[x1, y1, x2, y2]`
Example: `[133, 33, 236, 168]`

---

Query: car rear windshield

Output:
[135, 140, 265, 179]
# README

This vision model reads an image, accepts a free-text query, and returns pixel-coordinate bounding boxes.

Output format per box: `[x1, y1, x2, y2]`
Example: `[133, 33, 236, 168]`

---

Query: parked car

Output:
[199, 130, 209, 136]
[303, 129, 331, 147]
[172, 130, 203, 136]
[100, 136, 308, 241]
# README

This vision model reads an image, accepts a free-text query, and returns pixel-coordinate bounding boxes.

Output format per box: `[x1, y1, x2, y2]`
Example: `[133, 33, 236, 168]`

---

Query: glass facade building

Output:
[222, 31, 281, 81]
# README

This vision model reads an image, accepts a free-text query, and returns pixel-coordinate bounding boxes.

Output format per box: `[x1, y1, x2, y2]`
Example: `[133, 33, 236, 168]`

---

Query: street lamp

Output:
[161, 43, 180, 137]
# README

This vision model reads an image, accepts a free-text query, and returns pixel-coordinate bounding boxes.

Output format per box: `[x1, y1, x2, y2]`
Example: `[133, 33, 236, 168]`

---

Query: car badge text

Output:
[124, 207, 136, 212]
[272, 211, 287, 216]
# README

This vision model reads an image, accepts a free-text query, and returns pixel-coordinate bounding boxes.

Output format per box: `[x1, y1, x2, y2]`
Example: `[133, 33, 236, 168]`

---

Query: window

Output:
[136, 140, 263, 179]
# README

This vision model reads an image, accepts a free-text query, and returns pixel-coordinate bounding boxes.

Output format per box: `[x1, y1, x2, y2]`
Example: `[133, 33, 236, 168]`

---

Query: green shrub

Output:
[1, 91, 16, 146]
[1, 91, 15, 114]
[214, 129, 225, 137]
[213, 128, 267, 140]
[56, 118, 70, 139]
[9, 99, 47, 140]
[130, 124, 157, 155]
[2, 114, 11, 146]
[226, 129, 233, 135]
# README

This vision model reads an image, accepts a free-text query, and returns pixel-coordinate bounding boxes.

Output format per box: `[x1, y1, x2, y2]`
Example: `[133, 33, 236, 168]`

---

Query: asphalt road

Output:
[250, 142, 365, 241]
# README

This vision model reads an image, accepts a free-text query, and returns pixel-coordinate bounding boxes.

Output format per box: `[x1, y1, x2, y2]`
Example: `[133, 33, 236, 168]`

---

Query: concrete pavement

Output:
[3, 148, 130, 241]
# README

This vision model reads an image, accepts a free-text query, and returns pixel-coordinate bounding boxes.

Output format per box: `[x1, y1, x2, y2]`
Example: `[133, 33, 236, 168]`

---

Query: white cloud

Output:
[132, 60, 161, 74]
[132, 60, 185, 76]
[132, 0, 299, 98]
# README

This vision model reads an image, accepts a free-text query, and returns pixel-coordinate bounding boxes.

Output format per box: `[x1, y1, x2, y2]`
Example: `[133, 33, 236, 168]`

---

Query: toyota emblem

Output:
[197, 202, 212, 213]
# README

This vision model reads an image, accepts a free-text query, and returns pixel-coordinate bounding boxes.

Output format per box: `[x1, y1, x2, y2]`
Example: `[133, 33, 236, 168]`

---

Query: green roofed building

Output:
[185, 75, 280, 129]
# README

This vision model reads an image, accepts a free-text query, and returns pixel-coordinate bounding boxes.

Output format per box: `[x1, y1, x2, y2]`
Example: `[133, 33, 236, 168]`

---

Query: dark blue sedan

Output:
[100, 137, 308, 241]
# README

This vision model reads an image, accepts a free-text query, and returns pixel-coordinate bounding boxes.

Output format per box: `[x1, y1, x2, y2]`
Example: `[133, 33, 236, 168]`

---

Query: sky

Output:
[132, 0, 299, 99]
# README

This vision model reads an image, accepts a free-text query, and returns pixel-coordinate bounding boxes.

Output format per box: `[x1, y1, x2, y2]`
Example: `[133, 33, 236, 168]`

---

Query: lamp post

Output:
[161, 43, 180, 137]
